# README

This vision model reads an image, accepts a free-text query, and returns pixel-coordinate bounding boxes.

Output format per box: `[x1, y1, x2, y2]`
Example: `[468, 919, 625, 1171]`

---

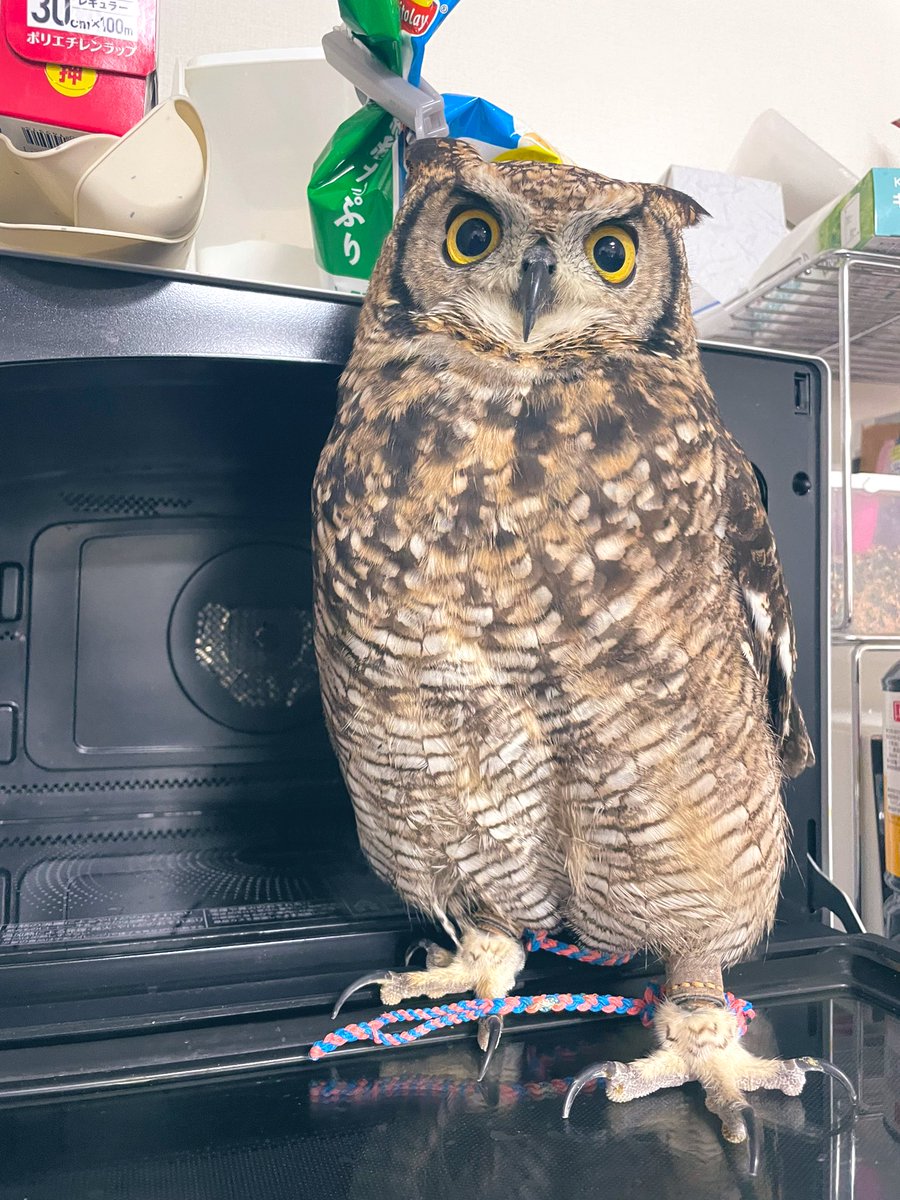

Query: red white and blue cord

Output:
[309, 929, 755, 1062]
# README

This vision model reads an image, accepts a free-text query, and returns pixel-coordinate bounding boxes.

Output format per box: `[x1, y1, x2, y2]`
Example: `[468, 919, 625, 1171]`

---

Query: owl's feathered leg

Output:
[332, 927, 526, 1077]
[563, 957, 856, 1175]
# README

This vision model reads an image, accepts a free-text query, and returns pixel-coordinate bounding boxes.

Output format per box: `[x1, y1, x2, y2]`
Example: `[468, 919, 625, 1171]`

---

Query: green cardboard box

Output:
[818, 168, 900, 252]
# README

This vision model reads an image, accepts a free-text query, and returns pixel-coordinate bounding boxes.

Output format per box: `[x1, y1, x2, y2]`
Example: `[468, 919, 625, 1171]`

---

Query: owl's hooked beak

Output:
[518, 242, 556, 342]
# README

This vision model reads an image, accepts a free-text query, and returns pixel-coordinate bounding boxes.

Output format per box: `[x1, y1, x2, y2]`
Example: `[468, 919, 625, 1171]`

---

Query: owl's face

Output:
[381, 138, 705, 362]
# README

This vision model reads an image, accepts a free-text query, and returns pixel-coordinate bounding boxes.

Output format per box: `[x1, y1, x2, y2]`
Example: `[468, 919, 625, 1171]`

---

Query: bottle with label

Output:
[880, 661, 900, 937]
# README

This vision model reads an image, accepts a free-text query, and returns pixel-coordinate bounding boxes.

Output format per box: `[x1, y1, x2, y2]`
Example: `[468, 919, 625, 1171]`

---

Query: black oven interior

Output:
[0, 355, 411, 959]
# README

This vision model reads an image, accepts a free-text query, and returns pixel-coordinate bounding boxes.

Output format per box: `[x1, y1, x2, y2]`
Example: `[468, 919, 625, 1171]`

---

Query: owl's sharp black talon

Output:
[798, 1057, 858, 1107]
[403, 938, 432, 968]
[562, 1062, 612, 1117]
[742, 1105, 761, 1176]
[331, 969, 387, 1021]
[477, 1015, 503, 1082]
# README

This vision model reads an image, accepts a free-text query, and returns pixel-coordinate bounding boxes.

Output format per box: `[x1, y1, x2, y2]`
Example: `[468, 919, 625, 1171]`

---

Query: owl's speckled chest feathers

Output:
[314, 345, 733, 697]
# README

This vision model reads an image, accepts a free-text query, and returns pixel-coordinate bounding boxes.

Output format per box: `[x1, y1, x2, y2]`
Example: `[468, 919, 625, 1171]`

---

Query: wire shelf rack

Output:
[698, 250, 900, 383]
[701, 251, 900, 920]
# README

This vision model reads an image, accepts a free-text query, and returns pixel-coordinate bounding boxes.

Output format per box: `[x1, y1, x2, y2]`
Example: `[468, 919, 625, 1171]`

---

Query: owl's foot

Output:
[331, 927, 525, 1079]
[563, 998, 856, 1175]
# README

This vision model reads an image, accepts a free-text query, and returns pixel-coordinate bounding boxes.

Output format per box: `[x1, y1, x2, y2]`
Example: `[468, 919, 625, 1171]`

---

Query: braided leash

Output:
[309, 987, 657, 1061]
[524, 929, 635, 967]
[309, 929, 755, 1062]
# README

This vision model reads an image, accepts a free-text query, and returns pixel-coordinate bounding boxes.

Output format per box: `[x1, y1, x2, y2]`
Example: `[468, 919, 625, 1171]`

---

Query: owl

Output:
[312, 137, 850, 1165]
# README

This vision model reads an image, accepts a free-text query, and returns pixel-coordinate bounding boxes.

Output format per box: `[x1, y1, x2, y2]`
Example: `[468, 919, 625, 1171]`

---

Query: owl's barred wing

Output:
[723, 439, 814, 778]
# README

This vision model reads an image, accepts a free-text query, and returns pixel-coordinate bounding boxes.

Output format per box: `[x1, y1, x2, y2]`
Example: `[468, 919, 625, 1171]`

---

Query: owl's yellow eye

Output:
[585, 224, 637, 284]
[445, 208, 501, 265]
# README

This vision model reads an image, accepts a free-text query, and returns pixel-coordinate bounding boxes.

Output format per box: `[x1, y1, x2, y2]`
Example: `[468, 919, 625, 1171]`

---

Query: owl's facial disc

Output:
[392, 142, 707, 360]
[518, 241, 557, 342]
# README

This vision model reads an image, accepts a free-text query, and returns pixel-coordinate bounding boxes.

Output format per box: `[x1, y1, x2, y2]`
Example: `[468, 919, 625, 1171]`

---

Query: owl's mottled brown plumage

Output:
[313, 138, 823, 1152]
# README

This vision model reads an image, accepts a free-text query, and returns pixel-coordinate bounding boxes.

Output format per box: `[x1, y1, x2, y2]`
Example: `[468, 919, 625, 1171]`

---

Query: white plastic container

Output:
[0, 98, 208, 268]
[178, 49, 357, 288]
[729, 109, 856, 229]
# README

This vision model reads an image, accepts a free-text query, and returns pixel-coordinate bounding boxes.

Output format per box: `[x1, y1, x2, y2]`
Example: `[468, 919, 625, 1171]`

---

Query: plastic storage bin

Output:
[178, 49, 356, 287]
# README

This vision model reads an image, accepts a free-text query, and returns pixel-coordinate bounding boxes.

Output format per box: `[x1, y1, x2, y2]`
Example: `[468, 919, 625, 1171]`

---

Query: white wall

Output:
[159, 0, 900, 182]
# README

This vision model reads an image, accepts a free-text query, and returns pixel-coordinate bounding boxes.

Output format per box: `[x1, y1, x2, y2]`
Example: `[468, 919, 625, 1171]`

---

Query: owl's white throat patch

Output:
[435, 290, 605, 355]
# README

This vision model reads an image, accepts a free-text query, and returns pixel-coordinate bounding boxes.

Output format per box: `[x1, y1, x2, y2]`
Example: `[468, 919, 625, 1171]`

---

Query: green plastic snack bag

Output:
[308, 0, 563, 292]
[308, 104, 401, 292]
[308, 0, 460, 293]
[340, 0, 402, 71]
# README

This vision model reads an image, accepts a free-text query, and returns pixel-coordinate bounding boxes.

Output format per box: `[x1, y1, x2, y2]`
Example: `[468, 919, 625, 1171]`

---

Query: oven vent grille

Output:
[0, 774, 299, 796]
[60, 492, 193, 517]
[0, 827, 199, 850]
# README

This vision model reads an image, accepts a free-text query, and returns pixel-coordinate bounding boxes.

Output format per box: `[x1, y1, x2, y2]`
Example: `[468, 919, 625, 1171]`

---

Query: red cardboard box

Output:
[0, 0, 156, 151]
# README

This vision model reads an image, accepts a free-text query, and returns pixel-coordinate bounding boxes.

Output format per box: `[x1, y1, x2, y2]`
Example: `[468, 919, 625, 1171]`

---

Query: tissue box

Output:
[661, 164, 786, 315]
[0, 0, 156, 151]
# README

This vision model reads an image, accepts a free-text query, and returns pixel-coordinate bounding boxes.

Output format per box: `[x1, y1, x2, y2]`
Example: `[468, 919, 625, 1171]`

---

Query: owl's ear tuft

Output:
[405, 136, 486, 181]
[669, 188, 709, 227]
[648, 185, 709, 228]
